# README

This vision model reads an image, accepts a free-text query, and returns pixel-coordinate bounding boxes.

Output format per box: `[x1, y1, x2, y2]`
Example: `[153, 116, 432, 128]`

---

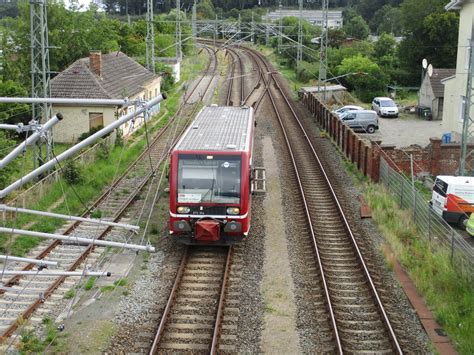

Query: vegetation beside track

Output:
[0, 51, 208, 257]
[344, 159, 474, 354]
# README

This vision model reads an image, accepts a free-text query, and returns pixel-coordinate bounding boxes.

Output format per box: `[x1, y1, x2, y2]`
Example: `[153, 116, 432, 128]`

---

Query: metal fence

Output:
[380, 158, 474, 281]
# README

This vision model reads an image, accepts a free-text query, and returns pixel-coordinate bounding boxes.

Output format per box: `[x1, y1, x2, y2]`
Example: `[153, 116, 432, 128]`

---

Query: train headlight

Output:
[226, 207, 240, 215]
[177, 206, 191, 214]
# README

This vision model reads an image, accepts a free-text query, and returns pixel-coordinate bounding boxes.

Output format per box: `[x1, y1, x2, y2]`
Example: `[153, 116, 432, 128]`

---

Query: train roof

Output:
[174, 105, 253, 152]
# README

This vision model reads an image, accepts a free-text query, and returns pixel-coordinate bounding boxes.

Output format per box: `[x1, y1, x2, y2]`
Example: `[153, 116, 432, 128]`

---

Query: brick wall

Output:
[299, 91, 464, 181]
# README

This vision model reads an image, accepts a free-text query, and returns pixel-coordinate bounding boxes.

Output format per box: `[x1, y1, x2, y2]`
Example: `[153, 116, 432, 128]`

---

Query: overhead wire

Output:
[45, 45, 219, 349]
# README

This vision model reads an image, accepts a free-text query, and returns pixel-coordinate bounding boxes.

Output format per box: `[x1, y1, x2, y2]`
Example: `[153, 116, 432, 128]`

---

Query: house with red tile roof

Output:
[51, 51, 161, 143]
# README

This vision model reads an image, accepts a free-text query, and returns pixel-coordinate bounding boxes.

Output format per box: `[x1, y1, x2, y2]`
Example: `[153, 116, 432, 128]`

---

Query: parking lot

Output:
[360, 115, 445, 148]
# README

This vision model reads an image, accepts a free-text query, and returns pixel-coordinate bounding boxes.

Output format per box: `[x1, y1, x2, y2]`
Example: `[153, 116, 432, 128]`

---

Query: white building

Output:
[441, 0, 474, 141]
[265, 10, 343, 29]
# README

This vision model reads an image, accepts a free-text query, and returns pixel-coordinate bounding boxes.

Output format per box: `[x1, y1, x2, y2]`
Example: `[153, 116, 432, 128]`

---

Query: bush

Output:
[296, 61, 319, 83]
[95, 141, 110, 160]
[155, 62, 175, 93]
[62, 160, 83, 185]
[115, 128, 124, 147]
[337, 54, 388, 103]
[77, 125, 104, 142]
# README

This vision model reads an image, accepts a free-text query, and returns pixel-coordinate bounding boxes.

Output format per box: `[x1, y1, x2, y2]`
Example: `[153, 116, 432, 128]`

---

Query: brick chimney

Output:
[89, 51, 102, 77]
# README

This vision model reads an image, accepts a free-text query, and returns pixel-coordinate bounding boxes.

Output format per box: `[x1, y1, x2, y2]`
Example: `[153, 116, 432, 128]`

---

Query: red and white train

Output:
[169, 105, 255, 244]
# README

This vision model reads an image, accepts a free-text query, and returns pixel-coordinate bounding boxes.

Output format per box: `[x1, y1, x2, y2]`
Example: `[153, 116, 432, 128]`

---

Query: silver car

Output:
[340, 110, 379, 134]
[372, 97, 399, 118]
[332, 105, 364, 117]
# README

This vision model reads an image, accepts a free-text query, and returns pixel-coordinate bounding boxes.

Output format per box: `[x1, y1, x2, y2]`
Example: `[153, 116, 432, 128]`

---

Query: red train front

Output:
[169, 105, 254, 245]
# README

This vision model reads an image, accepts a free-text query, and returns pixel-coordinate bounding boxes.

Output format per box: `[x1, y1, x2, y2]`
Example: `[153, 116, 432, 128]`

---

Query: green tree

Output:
[398, 0, 458, 84]
[336, 54, 388, 102]
[0, 131, 19, 189]
[328, 28, 346, 48]
[196, 0, 216, 20]
[274, 16, 319, 66]
[373, 32, 397, 60]
[344, 15, 369, 40]
[369, 5, 403, 35]
[0, 80, 30, 124]
[373, 33, 400, 83]
[328, 40, 374, 70]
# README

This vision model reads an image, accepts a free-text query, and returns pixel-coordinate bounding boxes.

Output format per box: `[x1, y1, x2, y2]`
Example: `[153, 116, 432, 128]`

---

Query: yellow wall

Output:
[51, 76, 162, 143]
[51, 105, 117, 144]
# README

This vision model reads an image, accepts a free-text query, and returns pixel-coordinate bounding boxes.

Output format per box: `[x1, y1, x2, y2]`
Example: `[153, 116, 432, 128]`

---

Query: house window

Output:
[155, 88, 158, 97]
[89, 112, 104, 131]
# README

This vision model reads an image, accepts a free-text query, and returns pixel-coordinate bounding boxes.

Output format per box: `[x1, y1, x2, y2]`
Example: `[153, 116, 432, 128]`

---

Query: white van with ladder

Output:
[431, 175, 474, 227]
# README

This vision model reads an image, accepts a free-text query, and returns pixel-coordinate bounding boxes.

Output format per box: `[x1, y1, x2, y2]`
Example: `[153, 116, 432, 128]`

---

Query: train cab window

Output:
[177, 154, 241, 204]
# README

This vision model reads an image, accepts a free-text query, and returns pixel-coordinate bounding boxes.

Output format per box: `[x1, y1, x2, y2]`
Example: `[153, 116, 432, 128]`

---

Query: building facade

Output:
[441, 0, 474, 141]
[265, 10, 343, 29]
[419, 68, 455, 120]
[51, 51, 161, 143]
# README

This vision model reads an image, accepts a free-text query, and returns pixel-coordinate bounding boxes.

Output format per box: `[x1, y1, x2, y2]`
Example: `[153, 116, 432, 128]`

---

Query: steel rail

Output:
[247, 46, 402, 354]
[0, 46, 219, 339]
[149, 246, 232, 354]
[259, 56, 343, 354]
[268, 62, 402, 355]
[221, 45, 267, 109]
[238, 50, 245, 105]
[225, 49, 237, 106]
[210, 247, 232, 355]
[241, 49, 264, 107]
[149, 247, 189, 354]
[227, 47, 245, 106]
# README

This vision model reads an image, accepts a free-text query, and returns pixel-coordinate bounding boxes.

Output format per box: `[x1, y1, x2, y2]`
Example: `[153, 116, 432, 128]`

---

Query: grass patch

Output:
[113, 278, 127, 287]
[19, 319, 65, 353]
[64, 289, 75, 299]
[100, 278, 127, 293]
[263, 302, 276, 314]
[365, 183, 474, 353]
[100, 285, 115, 292]
[84, 276, 97, 291]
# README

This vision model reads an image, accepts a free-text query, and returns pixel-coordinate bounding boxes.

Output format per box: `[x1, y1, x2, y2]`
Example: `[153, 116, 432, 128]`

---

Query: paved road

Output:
[360, 115, 445, 148]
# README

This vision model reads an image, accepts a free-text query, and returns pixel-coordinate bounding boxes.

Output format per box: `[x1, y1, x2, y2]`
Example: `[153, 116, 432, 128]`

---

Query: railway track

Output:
[149, 246, 232, 353]
[243, 47, 403, 353]
[145, 43, 270, 354]
[0, 45, 219, 344]
[225, 48, 245, 106]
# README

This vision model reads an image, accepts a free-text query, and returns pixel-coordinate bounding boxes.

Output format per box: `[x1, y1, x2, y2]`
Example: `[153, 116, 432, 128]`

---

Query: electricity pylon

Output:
[146, 0, 155, 73]
[30, 0, 52, 167]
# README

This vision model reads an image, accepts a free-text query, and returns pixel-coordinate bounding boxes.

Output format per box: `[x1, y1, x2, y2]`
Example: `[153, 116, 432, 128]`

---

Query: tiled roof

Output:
[51, 52, 159, 100]
[430, 68, 456, 98]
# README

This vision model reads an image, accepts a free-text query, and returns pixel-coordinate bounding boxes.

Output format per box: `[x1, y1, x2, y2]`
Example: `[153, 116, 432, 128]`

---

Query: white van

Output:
[431, 175, 474, 227]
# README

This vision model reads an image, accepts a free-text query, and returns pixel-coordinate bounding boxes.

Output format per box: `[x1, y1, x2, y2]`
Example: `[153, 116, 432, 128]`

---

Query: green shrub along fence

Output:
[380, 158, 474, 281]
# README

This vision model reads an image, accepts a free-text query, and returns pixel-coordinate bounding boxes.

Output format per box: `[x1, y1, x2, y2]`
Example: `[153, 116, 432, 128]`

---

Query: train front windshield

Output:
[177, 154, 241, 204]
